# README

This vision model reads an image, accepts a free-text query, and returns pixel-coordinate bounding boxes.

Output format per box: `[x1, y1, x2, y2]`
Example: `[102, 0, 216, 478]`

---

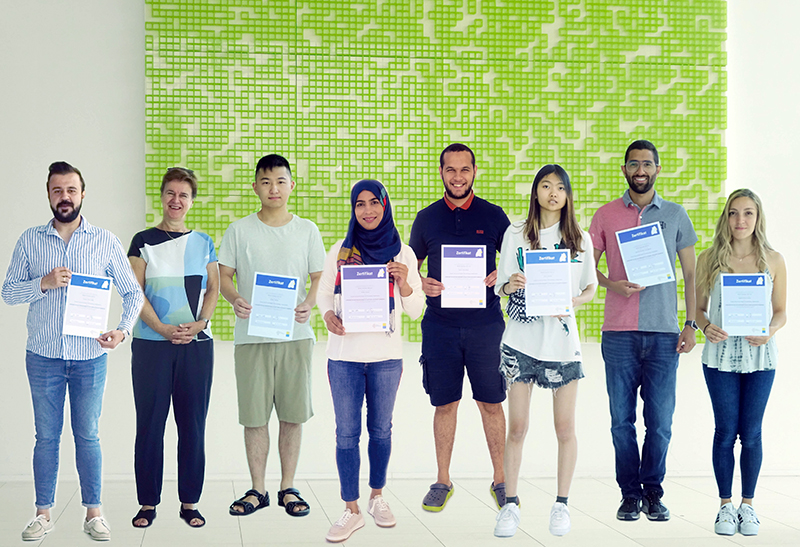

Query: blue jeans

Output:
[703, 365, 774, 499]
[328, 359, 402, 502]
[601, 331, 680, 499]
[26, 351, 107, 509]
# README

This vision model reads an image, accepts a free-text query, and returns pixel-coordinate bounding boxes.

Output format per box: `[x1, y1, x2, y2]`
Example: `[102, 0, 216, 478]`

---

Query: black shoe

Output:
[642, 491, 670, 521]
[616, 497, 641, 521]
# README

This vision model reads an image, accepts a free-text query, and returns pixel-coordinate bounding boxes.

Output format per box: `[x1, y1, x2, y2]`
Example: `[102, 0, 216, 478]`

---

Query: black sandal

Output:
[179, 507, 205, 528]
[131, 508, 156, 528]
[277, 488, 310, 517]
[229, 489, 269, 516]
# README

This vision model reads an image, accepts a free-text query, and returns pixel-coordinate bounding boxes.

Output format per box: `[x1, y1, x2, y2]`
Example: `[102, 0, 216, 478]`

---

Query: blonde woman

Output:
[696, 189, 786, 537]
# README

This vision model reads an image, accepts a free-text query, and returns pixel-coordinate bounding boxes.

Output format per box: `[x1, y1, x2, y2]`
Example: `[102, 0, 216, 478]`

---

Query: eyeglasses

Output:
[624, 160, 657, 174]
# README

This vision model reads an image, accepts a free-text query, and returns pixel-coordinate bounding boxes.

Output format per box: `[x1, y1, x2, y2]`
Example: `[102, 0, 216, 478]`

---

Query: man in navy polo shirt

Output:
[410, 143, 511, 512]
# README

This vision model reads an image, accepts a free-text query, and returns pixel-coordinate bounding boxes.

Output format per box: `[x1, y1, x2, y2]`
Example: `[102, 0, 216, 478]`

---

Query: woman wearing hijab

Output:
[318, 180, 424, 542]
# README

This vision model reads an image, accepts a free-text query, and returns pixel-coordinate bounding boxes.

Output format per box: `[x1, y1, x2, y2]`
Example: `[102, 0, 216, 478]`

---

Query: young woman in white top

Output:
[318, 179, 424, 543]
[493, 165, 596, 538]
[695, 189, 786, 537]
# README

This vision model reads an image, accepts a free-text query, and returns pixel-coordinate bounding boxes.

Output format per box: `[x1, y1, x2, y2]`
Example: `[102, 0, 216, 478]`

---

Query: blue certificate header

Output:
[617, 222, 662, 244]
[442, 246, 484, 258]
[70, 274, 111, 290]
[255, 274, 298, 290]
[342, 266, 387, 280]
[525, 250, 569, 265]
[722, 274, 767, 287]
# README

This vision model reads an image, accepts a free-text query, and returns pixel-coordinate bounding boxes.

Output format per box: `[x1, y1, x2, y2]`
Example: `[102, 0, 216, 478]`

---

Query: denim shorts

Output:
[499, 344, 584, 389]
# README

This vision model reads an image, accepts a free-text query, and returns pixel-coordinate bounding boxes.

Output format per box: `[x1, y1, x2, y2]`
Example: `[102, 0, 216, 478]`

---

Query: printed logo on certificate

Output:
[524, 250, 572, 316]
[440, 244, 486, 308]
[62, 273, 113, 338]
[615, 222, 675, 287]
[721, 273, 770, 336]
[340, 265, 390, 333]
[248, 273, 300, 340]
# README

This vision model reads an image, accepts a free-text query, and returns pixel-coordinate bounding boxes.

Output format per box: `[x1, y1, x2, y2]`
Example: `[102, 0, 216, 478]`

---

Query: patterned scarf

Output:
[333, 180, 402, 334]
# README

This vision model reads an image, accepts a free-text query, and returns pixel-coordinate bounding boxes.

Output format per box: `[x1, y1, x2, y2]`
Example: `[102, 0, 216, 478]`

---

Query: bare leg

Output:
[231, 425, 269, 512]
[553, 380, 579, 498]
[434, 401, 459, 485]
[477, 401, 507, 485]
[278, 421, 306, 512]
[503, 383, 533, 498]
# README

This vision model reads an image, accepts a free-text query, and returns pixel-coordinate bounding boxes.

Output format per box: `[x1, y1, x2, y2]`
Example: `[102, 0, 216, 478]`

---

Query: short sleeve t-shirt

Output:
[409, 193, 510, 327]
[128, 228, 217, 341]
[218, 213, 326, 345]
[496, 221, 597, 362]
[589, 189, 697, 333]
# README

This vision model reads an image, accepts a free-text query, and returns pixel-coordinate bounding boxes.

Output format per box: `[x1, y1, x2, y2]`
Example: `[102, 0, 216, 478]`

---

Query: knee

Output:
[507, 422, 528, 444]
[739, 428, 762, 450]
[336, 432, 360, 451]
[366, 420, 392, 441]
[713, 428, 738, 448]
[435, 400, 459, 416]
[554, 420, 575, 444]
[476, 401, 504, 417]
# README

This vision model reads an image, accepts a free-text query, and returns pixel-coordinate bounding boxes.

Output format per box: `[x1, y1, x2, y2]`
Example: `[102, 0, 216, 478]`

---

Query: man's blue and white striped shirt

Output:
[2, 217, 144, 360]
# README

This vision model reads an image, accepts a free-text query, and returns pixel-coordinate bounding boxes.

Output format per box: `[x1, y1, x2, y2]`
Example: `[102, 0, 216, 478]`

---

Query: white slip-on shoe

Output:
[22, 514, 54, 541]
[494, 502, 521, 538]
[368, 495, 396, 527]
[714, 502, 736, 535]
[83, 516, 111, 541]
[326, 508, 365, 542]
[549, 502, 571, 536]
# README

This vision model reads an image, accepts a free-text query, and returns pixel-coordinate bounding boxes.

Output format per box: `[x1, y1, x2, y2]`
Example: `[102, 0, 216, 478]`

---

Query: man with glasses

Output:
[589, 140, 698, 522]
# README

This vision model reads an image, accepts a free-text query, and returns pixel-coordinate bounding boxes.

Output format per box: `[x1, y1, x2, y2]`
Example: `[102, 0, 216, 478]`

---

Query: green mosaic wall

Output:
[145, 0, 727, 342]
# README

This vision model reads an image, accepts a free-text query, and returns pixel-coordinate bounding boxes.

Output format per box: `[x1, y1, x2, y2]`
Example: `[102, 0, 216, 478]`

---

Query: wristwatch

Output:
[684, 320, 698, 331]
[199, 316, 211, 329]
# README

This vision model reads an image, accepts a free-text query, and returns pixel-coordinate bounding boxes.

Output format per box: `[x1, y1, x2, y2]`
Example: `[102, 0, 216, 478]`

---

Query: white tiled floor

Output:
[2, 476, 799, 546]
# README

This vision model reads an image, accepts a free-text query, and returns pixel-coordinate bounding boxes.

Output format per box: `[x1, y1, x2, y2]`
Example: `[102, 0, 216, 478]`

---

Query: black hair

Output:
[624, 140, 659, 164]
[439, 143, 475, 167]
[255, 154, 292, 179]
[47, 161, 85, 191]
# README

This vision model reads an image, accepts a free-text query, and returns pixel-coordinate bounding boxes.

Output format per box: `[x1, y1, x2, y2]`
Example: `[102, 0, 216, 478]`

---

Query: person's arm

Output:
[594, 247, 645, 298]
[695, 252, 728, 344]
[296, 271, 321, 324]
[219, 264, 252, 319]
[98, 238, 144, 349]
[173, 260, 221, 344]
[389, 247, 425, 320]
[676, 244, 697, 353]
[417, 258, 445, 297]
[495, 228, 524, 296]
[746, 251, 787, 346]
[2, 235, 50, 305]
[128, 255, 180, 342]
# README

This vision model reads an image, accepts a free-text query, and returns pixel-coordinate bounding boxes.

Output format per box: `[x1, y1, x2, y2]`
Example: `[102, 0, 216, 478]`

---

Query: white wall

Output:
[0, 0, 797, 490]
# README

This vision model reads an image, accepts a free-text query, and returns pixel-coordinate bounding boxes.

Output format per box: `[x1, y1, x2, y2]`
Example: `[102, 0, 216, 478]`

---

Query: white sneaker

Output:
[494, 502, 520, 538]
[22, 514, 53, 541]
[326, 508, 365, 542]
[714, 502, 736, 535]
[549, 501, 571, 536]
[368, 495, 396, 527]
[83, 516, 111, 541]
[738, 503, 760, 536]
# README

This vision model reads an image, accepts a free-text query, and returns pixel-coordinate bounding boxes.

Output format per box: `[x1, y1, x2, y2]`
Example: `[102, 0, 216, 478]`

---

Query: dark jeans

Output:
[328, 358, 402, 502]
[132, 339, 213, 506]
[703, 364, 774, 499]
[601, 331, 680, 499]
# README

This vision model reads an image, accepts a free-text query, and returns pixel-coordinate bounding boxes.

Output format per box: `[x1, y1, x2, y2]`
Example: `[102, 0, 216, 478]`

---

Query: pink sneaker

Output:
[326, 508, 364, 542]
[368, 495, 396, 527]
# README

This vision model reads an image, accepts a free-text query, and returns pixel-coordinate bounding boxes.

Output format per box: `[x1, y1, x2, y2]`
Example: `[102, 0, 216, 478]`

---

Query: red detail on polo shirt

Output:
[476, 230, 484, 234]
[443, 191, 475, 211]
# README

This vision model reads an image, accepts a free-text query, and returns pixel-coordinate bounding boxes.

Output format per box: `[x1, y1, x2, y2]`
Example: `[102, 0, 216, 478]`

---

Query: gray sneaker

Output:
[22, 515, 53, 541]
[616, 497, 641, 521]
[642, 491, 670, 521]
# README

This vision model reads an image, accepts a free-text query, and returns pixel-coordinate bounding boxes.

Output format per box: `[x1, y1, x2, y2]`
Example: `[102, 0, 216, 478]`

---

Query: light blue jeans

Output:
[328, 359, 402, 502]
[26, 351, 107, 509]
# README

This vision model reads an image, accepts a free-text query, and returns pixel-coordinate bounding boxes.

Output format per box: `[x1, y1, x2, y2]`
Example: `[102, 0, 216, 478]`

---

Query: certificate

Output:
[721, 273, 770, 336]
[248, 273, 299, 340]
[524, 250, 572, 316]
[440, 245, 486, 308]
[615, 222, 675, 287]
[341, 265, 390, 333]
[62, 273, 113, 338]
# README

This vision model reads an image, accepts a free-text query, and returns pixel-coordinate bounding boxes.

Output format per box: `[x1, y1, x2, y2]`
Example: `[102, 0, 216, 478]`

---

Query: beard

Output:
[442, 174, 475, 201]
[625, 172, 656, 195]
[51, 200, 82, 223]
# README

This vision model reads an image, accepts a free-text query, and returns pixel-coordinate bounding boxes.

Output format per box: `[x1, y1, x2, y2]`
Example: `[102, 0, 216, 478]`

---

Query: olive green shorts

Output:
[234, 339, 314, 427]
